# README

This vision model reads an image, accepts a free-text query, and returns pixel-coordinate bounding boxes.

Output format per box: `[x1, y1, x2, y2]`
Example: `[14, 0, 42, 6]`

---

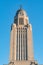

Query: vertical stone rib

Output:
[24, 28, 25, 60]
[22, 28, 23, 60]
[26, 28, 28, 60]
[13, 29, 14, 61]
[21, 27, 22, 60]
[19, 28, 20, 60]
[14, 28, 17, 60]
[16, 28, 18, 60]
[27, 28, 29, 60]
[25, 28, 26, 60]
[27, 26, 34, 60]
[10, 29, 13, 62]
[21, 28, 22, 60]
[18, 27, 19, 60]
[23, 28, 25, 60]
[20, 28, 21, 60]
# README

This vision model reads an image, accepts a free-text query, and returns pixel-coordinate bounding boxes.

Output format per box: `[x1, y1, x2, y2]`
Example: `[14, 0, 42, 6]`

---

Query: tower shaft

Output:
[9, 8, 37, 65]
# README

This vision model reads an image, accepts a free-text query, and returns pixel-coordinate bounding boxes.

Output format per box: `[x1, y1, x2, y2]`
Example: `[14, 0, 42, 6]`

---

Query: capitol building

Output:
[4, 8, 38, 65]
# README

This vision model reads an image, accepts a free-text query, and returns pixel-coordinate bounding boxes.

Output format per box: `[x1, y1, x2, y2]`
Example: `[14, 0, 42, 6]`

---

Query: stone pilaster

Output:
[10, 27, 13, 62]
[27, 24, 34, 61]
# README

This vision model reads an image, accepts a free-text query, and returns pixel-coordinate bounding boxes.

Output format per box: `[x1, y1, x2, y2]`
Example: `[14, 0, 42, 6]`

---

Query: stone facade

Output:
[4, 8, 38, 65]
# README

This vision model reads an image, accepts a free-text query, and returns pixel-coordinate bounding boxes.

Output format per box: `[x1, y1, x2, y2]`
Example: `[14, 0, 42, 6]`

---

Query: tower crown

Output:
[14, 9, 29, 26]
[16, 9, 27, 16]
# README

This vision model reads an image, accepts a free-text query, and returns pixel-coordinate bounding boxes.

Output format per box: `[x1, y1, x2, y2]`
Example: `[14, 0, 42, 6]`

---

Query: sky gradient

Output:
[0, 0, 43, 65]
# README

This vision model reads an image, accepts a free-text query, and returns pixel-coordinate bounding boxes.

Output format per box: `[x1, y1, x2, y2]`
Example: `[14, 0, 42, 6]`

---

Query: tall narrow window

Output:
[19, 18, 24, 25]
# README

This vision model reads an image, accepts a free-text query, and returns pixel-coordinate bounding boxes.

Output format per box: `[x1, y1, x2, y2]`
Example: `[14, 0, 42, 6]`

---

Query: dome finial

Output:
[20, 5, 22, 10]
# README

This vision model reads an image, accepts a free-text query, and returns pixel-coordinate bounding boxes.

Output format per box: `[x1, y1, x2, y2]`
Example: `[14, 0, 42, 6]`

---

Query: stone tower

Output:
[9, 8, 38, 65]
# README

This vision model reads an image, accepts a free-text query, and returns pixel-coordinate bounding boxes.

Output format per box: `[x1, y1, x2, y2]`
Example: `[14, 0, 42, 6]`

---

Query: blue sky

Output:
[0, 0, 43, 65]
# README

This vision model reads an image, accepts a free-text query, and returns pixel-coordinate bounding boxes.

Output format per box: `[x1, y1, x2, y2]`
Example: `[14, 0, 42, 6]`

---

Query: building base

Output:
[8, 60, 38, 65]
